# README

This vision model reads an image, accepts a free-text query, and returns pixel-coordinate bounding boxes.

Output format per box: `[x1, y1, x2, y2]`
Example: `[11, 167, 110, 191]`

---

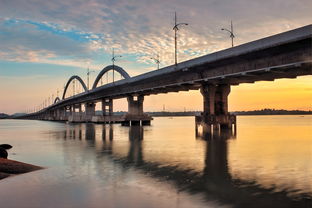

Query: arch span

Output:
[92, 65, 130, 89]
[54, 97, 61, 104]
[62, 75, 88, 99]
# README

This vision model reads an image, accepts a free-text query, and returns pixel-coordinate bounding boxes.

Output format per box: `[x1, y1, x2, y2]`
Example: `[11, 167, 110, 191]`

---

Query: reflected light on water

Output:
[0, 115, 311, 207]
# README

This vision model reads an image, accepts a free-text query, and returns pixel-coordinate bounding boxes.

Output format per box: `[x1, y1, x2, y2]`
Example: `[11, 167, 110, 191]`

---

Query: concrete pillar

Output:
[127, 95, 144, 116]
[72, 104, 82, 114]
[85, 102, 96, 117]
[200, 84, 216, 134]
[101, 99, 113, 116]
[61, 108, 66, 120]
[77, 104, 82, 113]
[56, 109, 60, 120]
[65, 106, 71, 118]
[200, 84, 216, 115]
[198, 83, 233, 134]
[200, 84, 230, 116]
[215, 84, 230, 115]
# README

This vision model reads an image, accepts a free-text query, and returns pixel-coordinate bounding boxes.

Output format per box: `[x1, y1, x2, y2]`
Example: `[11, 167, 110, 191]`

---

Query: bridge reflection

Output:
[57, 123, 311, 207]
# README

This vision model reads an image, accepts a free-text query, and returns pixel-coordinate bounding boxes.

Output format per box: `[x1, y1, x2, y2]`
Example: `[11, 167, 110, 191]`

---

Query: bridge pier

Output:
[102, 99, 113, 116]
[196, 84, 236, 136]
[57, 108, 66, 121]
[85, 102, 96, 122]
[122, 95, 152, 126]
[74, 104, 82, 113]
[67, 104, 83, 122]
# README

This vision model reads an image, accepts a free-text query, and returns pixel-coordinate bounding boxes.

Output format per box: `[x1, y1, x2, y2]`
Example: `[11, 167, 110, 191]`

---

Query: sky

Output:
[0, 0, 311, 114]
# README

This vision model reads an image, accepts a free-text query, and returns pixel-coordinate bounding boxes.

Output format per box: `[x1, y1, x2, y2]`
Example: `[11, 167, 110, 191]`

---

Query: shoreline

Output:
[0, 158, 42, 180]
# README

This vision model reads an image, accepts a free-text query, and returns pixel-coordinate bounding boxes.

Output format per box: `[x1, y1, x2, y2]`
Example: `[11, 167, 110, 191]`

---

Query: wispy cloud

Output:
[0, 0, 311, 72]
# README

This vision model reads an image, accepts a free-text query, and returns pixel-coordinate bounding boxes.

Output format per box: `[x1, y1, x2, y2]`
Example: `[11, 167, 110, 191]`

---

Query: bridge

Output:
[18, 24, 312, 133]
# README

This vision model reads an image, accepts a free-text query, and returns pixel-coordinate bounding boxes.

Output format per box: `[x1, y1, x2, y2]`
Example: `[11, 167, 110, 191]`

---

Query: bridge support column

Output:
[128, 95, 144, 116]
[102, 99, 113, 116]
[123, 95, 152, 126]
[68, 104, 83, 123]
[85, 102, 96, 122]
[73, 104, 82, 113]
[65, 106, 71, 120]
[55, 109, 61, 121]
[57, 108, 65, 121]
[196, 84, 236, 138]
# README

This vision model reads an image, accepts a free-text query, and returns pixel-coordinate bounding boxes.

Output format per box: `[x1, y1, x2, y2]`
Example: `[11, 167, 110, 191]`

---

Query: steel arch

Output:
[54, 97, 61, 104]
[92, 65, 130, 89]
[62, 75, 88, 99]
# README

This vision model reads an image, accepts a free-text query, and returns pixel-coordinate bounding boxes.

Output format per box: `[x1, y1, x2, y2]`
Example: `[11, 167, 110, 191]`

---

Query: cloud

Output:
[0, 0, 311, 71]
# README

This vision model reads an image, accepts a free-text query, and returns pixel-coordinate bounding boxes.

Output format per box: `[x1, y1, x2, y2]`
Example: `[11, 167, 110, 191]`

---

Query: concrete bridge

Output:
[19, 24, 312, 132]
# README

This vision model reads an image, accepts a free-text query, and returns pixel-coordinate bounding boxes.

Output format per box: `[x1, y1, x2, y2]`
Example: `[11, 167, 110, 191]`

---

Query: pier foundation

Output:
[196, 84, 236, 137]
[122, 95, 152, 126]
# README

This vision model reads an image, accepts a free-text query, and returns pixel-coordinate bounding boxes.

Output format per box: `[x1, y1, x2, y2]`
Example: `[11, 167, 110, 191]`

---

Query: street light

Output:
[87, 67, 95, 90]
[221, 20, 235, 47]
[72, 79, 75, 96]
[151, 54, 160, 70]
[111, 48, 122, 83]
[173, 12, 188, 66]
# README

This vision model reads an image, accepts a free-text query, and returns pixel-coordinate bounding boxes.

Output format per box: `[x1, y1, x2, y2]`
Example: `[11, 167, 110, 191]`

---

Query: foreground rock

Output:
[0, 158, 42, 180]
[0, 144, 13, 150]
[0, 147, 8, 159]
[0, 144, 13, 159]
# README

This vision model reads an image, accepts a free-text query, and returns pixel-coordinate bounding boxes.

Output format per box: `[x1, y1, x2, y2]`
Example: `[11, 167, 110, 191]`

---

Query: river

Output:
[0, 115, 311, 208]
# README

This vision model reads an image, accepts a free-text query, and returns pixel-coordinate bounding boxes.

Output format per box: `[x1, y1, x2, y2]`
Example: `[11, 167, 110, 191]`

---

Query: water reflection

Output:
[128, 126, 144, 165]
[57, 123, 311, 208]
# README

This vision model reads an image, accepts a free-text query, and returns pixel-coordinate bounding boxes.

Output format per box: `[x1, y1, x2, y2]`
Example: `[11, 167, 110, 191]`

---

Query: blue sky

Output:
[0, 0, 311, 113]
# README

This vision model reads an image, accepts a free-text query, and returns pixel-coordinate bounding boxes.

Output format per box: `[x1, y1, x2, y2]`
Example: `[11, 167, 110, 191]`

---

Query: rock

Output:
[0, 147, 8, 159]
[0, 158, 42, 174]
[0, 144, 12, 150]
[0, 172, 10, 179]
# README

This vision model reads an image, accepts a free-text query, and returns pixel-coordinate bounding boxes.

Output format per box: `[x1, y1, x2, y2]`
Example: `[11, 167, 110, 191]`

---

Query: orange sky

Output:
[0, 74, 311, 114]
[112, 75, 312, 112]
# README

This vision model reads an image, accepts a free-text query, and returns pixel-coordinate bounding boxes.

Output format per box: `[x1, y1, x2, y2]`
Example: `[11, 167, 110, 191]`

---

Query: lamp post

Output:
[221, 20, 235, 47]
[173, 12, 188, 66]
[87, 67, 95, 90]
[111, 48, 122, 83]
[73, 79, 75, 96]
[151, 54, 160, 70]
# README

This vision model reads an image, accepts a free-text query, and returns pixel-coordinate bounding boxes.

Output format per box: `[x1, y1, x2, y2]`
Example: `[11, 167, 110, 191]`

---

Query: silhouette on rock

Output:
[0, 147, 8, 159]
[0, 144, 12, 150]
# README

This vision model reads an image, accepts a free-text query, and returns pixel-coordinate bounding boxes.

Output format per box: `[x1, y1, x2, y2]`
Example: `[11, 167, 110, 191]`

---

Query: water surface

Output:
[0, 115, 311, 208]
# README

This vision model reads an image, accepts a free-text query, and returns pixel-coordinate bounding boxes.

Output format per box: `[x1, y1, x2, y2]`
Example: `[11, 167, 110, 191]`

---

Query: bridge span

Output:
[19, 24, 312, 133]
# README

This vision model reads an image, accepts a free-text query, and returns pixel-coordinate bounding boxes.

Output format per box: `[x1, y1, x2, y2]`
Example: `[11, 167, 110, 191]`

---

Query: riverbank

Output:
[0, 158, 42, 180]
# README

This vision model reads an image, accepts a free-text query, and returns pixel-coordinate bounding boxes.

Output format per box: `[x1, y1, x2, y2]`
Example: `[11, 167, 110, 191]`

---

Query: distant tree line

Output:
[0, 113, 9, 119]
[232, 108, 312, 115]
[1, 108, 311, 119]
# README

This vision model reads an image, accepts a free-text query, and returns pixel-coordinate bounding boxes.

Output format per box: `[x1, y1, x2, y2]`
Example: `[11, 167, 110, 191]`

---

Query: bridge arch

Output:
[62, 75, 88, 99]
[92, 65, 130, 89]
[54, 97, 61, 104]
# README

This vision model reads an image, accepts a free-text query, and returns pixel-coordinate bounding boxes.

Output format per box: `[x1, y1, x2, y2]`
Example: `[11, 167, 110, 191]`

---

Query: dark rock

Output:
[0, 147, 8, 159]
[0, 144, 12, 150]
[0, 172, 10, 179]
[0, 158, 42, 174]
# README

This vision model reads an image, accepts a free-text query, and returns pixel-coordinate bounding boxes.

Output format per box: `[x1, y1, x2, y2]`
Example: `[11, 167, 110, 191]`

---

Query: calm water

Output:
[0, 116, 311, 208]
